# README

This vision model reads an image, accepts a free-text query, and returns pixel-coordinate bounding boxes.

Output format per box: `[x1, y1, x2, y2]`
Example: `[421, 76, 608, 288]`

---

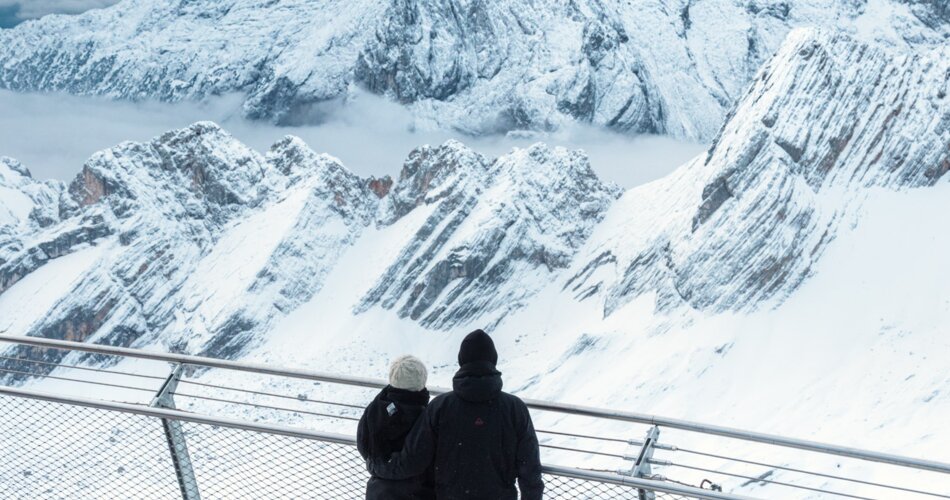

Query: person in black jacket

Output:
[368, 329, 544, 500]
[357, 355, 435, 500]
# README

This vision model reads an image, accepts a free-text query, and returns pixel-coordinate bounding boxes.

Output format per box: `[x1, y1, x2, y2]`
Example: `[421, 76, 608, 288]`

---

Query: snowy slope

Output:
[0, 158, 62, 231]
[0, 158, 66, 294]
[0, 0, 946, 139]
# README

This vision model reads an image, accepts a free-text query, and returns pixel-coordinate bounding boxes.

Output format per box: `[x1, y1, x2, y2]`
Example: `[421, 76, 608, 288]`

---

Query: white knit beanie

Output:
[389, 355, 428, 392]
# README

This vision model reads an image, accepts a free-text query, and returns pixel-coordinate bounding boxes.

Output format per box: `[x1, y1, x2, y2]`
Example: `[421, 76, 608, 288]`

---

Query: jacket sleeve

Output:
[356, 398, 375, 460]
[366, 405, 436, 480]
[515, 401, 544, 500]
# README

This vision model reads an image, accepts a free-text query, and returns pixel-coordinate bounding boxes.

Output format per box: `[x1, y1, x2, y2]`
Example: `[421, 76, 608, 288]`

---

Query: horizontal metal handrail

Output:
[2, 334, 949, 474]
[541, 464, 757, 500]
[521, 400, 950, 475]
[0, 385, 756, 500]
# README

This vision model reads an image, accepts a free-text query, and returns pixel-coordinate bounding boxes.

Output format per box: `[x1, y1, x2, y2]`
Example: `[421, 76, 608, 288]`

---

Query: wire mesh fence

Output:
[0, 395, 182, 499]
[542, 473, 693, 499]
[0, 393, 710, 499]
[182, 422, 368, 499]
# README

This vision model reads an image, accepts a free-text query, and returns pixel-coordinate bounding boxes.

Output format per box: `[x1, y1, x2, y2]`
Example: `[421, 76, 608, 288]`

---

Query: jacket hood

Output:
[452, 361, 503, 403]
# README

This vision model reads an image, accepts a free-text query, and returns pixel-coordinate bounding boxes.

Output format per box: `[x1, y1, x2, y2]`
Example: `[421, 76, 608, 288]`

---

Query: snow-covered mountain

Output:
[569, 27, 950, 316]
[0, 0, 946, 140]
[1, 25, 946, 366]
[1, 25, 949, 494]
[357, 140, 619, 330]
[0, 118, 619, 371]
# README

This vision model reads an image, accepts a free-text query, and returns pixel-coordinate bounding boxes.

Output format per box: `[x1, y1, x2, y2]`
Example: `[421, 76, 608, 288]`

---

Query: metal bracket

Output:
[151, 363, 201, 500]
[631, 426, 660, 500]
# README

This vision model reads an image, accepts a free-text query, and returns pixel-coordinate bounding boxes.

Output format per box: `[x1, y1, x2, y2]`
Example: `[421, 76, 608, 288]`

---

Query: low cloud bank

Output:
[0, 89, 706, 188]
[0, 0, 119, 26]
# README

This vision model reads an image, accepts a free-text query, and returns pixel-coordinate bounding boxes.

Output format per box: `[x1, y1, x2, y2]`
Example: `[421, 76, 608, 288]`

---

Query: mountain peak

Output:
[360, 139, 618, 329]
[67, 121, 278, 222]
[379, 140, 489, 225]
[0, 157, 32, 180]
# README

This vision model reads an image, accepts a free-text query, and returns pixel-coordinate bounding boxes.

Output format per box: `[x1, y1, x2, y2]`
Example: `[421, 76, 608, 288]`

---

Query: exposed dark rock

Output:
[692, 175, 734, 231]
[368, 176, 394, 199]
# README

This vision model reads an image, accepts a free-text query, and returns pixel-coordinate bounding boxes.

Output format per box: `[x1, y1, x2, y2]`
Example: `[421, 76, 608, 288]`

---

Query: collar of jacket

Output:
[382, 385, 430, 405]
[452, 361, 503, 402]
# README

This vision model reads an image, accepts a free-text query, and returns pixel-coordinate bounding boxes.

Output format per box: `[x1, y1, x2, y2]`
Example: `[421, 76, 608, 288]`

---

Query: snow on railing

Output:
[1, 335, 948, 500]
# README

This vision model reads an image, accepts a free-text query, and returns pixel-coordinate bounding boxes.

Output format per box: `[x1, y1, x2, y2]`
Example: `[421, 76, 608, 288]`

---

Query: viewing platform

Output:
[1, 335, 948, 500]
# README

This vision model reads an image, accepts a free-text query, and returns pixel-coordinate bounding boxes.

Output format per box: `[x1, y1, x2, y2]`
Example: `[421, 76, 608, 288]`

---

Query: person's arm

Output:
[367, 405, 436, 480]
[356, 404, 372, 460]
[516, 401, 544, 500]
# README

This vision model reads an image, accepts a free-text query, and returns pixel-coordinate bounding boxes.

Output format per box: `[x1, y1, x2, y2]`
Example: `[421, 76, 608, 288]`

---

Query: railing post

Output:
[631, 426, 660, 500]
[151, 363, 201, 500]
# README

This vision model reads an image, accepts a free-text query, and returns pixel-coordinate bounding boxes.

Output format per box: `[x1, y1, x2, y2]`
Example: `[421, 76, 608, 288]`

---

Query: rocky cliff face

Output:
[0, 158, 67, 294]
[567, 28, 950, 318]
[359, 140, 619, 329]
[0, 0, 946, 139]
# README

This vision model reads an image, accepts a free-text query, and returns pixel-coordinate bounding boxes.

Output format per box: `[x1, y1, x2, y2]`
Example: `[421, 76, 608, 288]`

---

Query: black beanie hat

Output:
[458, 329, 498, 366]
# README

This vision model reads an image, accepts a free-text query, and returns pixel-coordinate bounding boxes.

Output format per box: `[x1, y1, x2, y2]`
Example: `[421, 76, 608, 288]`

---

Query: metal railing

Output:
[0, 386, 744, 500]
[1, 334, 949, 499]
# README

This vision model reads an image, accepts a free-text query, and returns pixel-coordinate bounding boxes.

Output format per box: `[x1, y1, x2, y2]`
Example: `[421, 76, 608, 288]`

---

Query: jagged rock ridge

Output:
[0, 125, 619, 377]
[0, 122, 378, 371]
[0, 0, 947, 139]
[359, 140, 619, 329]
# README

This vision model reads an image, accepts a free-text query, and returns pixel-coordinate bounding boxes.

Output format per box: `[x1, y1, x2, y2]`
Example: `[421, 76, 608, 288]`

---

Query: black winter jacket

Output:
[368, 362, 544, 500]
[357, 386, 435, 500]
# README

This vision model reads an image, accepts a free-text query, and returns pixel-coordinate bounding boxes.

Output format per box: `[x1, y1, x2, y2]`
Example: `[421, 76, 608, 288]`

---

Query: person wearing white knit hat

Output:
[388, 355, 428, 392]
[357, 355, 434, 500]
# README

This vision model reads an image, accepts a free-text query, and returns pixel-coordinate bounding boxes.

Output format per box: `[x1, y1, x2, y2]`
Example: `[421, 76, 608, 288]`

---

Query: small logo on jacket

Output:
[386, 403, 397, 416]
[474, 417, 485, 427]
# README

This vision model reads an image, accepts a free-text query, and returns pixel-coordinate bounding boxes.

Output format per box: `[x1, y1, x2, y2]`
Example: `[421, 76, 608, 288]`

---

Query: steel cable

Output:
[675, 446, 950, 498]
[179, 381, 646, 447]
[0, 354, 166, 381]
[656, 459, 878, 500]
[177, 378, 366, 409]
[536, 428, 632, 444]
[540, 443, 629, 459]
[171, 391, 361, 422]
[0, 367, 157, 393]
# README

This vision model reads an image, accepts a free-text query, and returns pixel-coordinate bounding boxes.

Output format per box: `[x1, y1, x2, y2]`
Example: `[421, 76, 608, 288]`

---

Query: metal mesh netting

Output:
[544, 473, 640, 498]
[543, 474, 692, 500]
[0, 395, 182, 499]
[0, 394, 701, 499]
[181, 422, 368, 498]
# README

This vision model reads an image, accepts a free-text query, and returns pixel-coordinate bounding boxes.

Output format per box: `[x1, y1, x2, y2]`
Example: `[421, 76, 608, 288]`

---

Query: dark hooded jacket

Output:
[357, 385, 435, 500]
[367, 361, 544, 500]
